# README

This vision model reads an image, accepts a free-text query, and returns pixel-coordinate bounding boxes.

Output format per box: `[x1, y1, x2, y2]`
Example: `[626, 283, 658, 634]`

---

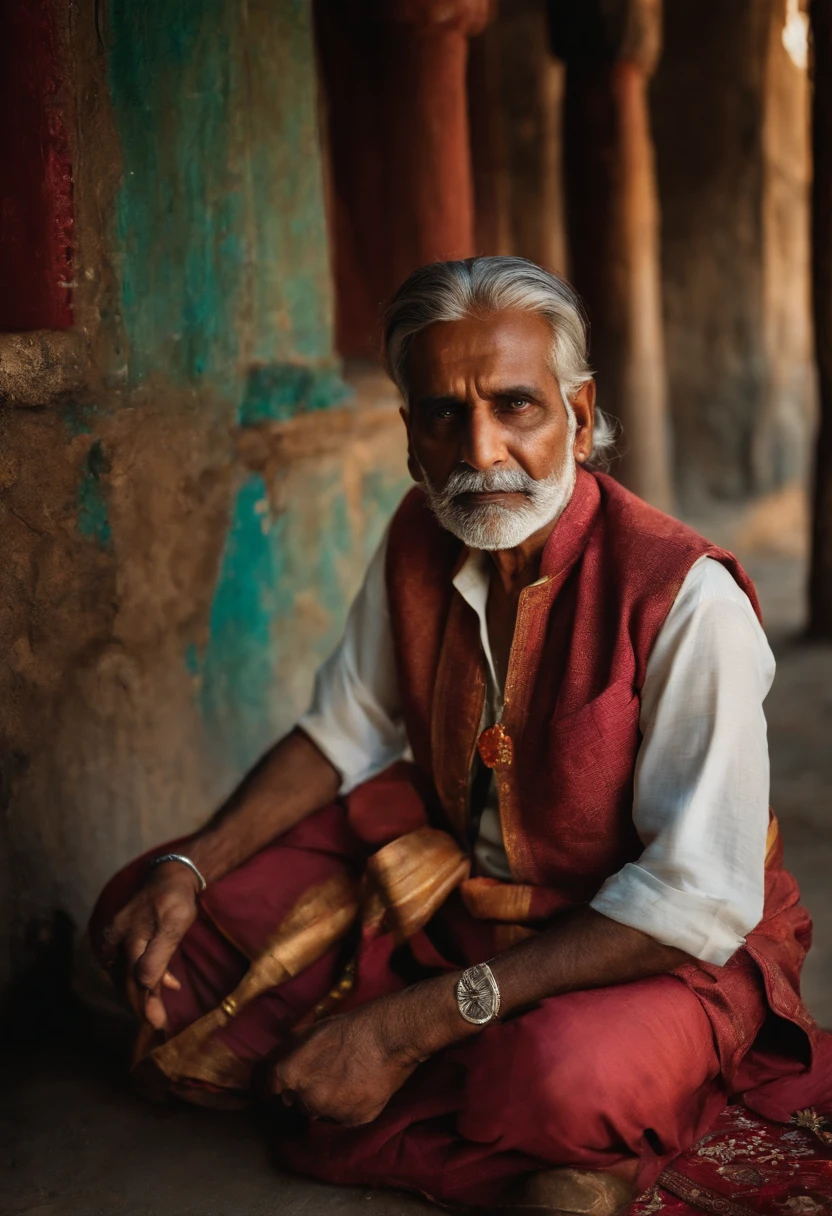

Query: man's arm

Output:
[100, 728, 341, 1028]
[183, 728, 341, 881]
[590, 558, 773, 962]
[270, 906, 689, 1126]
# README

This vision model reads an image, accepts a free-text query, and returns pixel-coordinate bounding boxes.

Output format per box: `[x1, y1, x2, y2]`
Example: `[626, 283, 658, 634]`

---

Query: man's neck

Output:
[487, 515, 559, 598]
[484, 459, 578, 599]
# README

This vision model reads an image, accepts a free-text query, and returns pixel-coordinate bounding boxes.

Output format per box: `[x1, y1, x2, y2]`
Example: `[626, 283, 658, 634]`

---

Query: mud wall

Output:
[0, 0, 409, 994]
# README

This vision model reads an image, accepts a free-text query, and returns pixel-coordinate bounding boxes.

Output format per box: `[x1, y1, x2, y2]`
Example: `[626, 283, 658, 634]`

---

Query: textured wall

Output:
[0, 0, 409, 995]
[653, 0, 814, 510]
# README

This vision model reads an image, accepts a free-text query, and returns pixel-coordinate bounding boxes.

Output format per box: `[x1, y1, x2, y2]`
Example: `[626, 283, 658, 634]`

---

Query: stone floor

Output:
[2, 545, 831, 1216]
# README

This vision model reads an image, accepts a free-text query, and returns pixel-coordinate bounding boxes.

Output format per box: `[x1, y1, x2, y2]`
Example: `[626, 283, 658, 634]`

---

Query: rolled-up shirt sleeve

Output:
[589, 556, 776, 966]
[297, 530, 407, 794]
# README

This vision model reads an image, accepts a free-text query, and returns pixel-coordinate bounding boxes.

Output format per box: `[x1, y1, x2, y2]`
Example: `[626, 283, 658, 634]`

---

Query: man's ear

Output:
[399, 405, 424, 484]
[571, 380, 596, 465]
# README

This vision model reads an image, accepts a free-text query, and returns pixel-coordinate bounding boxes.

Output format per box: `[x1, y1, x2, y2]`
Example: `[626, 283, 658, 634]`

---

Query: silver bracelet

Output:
[149, 852, 207, 892]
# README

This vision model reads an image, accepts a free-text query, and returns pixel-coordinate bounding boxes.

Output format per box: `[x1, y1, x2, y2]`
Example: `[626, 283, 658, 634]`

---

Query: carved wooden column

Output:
[551, 0, 672, 509]
[315, 0, 491, 357]
[810, 0, 832, 637]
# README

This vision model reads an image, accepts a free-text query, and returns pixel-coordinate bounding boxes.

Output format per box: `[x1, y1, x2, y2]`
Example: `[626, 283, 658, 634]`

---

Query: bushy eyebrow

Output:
[414, 384, 546, 412]
[490, 384, 545, 401]
[414, 393, 462, 413]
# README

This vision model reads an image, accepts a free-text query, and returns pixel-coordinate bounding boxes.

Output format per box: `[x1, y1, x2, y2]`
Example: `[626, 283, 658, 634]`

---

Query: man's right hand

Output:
[98, 862, 199, 1030]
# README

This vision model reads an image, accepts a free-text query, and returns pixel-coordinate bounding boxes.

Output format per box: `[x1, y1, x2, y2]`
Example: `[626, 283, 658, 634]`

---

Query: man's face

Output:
[402, 310, 595, 550]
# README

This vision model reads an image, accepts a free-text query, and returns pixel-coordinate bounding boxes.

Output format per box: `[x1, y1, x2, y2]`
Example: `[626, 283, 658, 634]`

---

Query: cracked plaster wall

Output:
[0, 0, 409, 995]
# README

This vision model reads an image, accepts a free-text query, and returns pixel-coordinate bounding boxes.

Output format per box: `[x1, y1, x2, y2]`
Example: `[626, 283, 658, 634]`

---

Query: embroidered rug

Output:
[629, 1106, 832, 1215]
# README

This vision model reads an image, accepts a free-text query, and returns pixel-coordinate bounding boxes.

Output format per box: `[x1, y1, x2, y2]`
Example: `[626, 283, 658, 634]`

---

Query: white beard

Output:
[419, 410, 578, 551]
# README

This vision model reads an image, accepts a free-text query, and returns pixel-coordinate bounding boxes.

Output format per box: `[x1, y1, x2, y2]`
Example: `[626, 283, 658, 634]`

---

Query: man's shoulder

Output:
[593, 472, 710, 554]
[591, 472, 761, 623]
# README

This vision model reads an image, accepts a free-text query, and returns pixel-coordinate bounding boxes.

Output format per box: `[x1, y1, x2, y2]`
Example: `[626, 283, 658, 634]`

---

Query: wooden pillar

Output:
[315, 0, 492, 358]
[653, 0, 812, 511]
[497, 0, 568, 274]
[551, 0, 673, 510]
[810, 0, 832, 637]
[378, 1, 492, 286]
[467, 20, 512, 256]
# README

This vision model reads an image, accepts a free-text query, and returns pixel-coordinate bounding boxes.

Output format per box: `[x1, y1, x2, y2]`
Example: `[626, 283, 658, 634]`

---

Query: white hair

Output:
[382, 256, 618, 472]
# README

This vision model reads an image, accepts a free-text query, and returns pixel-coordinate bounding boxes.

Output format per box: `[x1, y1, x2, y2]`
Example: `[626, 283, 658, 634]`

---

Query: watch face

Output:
[456, 964, 499, 1025]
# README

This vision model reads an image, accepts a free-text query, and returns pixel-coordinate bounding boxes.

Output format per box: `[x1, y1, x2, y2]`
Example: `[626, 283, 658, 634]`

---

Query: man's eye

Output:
[507, 397, 530, 410]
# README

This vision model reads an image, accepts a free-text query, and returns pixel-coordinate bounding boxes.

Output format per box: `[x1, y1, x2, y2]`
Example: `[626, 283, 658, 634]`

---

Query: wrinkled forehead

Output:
[407, 310, 557, 398]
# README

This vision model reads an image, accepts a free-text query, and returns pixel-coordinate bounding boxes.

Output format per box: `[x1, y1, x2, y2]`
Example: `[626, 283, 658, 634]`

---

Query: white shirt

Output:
[299, 527, 775, 967]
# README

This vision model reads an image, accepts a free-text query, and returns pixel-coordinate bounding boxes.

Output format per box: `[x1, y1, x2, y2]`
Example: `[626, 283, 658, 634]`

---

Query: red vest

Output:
[385, 467, 818, 1077]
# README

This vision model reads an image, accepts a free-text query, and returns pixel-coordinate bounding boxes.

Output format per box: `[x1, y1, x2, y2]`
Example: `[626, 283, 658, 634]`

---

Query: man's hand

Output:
[269, 998, 424, 1126]
[98, 862, 198, 1029]
[93, 730, 342, 1030]
[268, 911, 692, 1130]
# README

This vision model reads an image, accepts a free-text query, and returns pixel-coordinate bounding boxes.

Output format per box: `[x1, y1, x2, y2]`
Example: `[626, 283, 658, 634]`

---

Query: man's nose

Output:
[460, 406, 508, 471]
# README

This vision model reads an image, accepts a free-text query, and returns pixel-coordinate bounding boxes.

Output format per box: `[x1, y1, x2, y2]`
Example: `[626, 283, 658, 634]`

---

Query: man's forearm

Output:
[387, 907, 691, 1062]
[182, 728, 341, 884]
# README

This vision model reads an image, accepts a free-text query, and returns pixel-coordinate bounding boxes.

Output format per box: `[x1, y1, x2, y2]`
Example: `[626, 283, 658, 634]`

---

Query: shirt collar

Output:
[450, 468, 598, 600]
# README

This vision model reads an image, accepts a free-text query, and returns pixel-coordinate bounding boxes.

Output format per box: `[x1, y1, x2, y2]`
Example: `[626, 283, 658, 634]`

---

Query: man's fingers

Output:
[124, 934, 150, 969]
[133, 928, 180, 992]
[162, 970, 181, 990]
[144, 989, 169, 1031]
[124, 931, 172, 1028]
[98, 918, 127, 966]
[124, 972, 146, 1019]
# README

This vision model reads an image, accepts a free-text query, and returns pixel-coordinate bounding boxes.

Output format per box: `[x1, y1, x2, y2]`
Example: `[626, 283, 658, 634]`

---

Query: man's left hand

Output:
[269, 998, 421, 1127]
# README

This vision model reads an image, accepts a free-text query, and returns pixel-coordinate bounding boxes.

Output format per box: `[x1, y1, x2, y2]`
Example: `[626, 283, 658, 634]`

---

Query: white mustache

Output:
[434, 466, 542, 506]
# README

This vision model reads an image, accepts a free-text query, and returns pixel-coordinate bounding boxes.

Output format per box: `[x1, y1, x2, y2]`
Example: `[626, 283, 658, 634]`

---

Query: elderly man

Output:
[93, 258, 825, 1215]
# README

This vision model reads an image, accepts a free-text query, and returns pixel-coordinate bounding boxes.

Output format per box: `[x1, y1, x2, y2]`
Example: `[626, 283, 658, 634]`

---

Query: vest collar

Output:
[539, 466, 601, 580]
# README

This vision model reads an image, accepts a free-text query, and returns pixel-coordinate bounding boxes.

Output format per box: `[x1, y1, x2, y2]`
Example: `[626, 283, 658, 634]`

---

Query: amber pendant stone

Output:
[477, 723, 514, 770]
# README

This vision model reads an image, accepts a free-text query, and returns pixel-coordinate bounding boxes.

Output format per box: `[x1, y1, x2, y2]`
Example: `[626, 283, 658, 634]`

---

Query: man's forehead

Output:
[408, 310, 554, 387]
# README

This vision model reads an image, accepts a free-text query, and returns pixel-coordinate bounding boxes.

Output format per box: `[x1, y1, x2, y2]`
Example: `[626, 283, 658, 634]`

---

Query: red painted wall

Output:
[0, 0, 73, 331]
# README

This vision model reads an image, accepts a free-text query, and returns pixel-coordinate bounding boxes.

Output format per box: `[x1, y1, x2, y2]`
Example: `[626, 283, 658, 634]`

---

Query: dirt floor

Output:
[2, 546, 831, 1216]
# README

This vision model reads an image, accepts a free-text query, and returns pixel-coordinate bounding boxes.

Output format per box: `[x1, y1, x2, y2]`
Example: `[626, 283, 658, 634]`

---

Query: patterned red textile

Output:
[629, 1099, 832, 1216]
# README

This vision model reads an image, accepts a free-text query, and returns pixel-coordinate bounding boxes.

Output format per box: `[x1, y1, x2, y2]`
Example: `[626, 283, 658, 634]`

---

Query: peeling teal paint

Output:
[62, 402, 102, 438]
[196, 459, 409, 777]
[77, 441, 112, 549]
[109, 0, 334, 401]
[238, 364, 353, 426]
[109, 0, 243, 393]
[103, 1, 407, 785]
[247, 6, 333, 366]
[197, 473, 289, 771]
[184, 643, 201, 678]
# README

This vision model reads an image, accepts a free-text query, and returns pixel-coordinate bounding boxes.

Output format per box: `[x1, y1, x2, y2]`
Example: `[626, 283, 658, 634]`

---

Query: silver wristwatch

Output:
[455, 962, 501, 1025]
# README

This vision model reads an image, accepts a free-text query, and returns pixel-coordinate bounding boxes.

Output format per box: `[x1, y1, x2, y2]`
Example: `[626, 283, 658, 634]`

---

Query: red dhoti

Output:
[90, 798, 829, 1209]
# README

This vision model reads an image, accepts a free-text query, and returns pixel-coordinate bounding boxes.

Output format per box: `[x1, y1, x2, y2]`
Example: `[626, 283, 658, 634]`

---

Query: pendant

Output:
[477, 722, 514, 770]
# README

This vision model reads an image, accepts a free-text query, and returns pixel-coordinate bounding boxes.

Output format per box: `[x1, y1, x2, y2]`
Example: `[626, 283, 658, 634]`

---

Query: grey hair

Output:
[383, 256, 618, 472]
